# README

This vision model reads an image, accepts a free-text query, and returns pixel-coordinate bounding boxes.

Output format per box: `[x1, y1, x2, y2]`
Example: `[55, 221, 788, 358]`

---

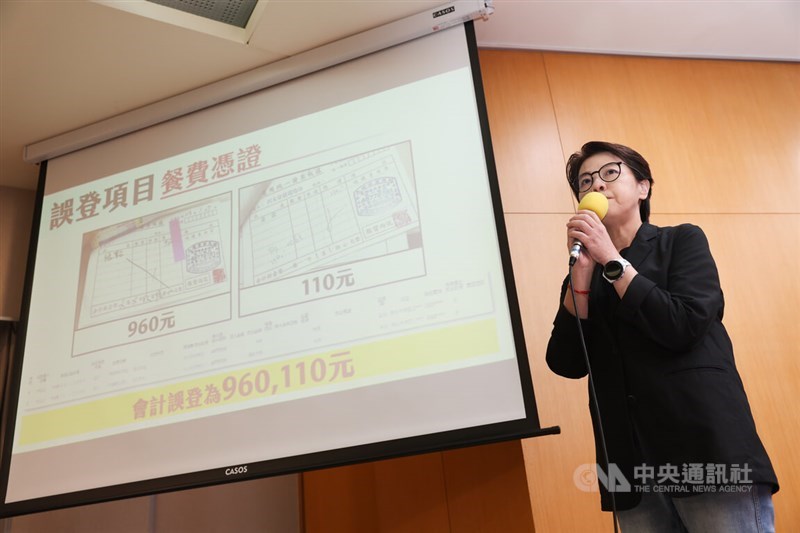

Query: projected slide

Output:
[72, 195, 232, 356]
[4, 24, 537, 512]
[239, 142, 424, 314]
[16, 129, 502, 458]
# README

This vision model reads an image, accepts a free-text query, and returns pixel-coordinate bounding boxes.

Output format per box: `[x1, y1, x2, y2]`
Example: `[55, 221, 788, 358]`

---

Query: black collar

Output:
[622, 223, 658, 268]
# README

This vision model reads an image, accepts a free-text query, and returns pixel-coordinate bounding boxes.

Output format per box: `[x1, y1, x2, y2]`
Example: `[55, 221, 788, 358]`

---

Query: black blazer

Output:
[546, 223, 778, 511]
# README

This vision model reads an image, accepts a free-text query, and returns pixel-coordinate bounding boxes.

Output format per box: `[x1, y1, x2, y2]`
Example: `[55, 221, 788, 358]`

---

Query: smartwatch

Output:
[602, 258, 631, 283]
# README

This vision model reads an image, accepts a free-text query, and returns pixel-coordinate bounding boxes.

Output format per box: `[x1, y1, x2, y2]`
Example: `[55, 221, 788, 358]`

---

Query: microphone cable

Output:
[567, 263, 619, 533]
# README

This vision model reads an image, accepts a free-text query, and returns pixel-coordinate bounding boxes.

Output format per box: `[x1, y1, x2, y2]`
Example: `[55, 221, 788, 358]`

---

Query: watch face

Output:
[604, 260, 623, 279]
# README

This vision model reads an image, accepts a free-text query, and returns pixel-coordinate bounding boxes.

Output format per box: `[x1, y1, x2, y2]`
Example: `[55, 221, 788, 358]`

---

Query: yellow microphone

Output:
[578, 191, 609, 220]
[569, 192, 609, 265]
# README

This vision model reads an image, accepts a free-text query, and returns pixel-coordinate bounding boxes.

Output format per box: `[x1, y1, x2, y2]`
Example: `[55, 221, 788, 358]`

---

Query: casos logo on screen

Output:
[225, 465, 248, 476]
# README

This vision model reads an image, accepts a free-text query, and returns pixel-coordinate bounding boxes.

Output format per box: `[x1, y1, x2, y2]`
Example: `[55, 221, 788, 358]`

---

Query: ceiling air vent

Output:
[146, 0, 257, 29]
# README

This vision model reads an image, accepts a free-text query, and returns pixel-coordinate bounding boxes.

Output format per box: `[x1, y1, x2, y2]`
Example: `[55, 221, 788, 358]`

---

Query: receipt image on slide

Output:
[239, 141, 425, 315]
[72, 194, 232, 356]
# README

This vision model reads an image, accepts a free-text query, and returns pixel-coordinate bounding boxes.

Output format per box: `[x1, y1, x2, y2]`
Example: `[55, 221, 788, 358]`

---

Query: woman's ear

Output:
[638, 179, 651, 200]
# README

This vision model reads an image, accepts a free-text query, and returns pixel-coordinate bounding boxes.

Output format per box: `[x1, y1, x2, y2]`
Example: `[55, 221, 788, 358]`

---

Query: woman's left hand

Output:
[566, 210, 618, 265]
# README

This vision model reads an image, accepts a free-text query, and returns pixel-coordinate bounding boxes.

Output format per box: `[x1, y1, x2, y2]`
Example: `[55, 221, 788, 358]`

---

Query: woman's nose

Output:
[592, 178, 606, 192]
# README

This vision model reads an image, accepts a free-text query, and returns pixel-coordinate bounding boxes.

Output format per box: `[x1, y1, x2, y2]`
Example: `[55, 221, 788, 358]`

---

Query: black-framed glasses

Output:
[576, 162, 623, 193]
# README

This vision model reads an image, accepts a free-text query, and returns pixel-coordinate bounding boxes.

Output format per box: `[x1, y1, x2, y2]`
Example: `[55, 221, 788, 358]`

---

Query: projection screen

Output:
[1, 19, 554, 517]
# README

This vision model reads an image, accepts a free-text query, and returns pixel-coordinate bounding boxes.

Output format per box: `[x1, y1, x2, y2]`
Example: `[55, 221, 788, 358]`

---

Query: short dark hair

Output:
[566, 141, 654, 223]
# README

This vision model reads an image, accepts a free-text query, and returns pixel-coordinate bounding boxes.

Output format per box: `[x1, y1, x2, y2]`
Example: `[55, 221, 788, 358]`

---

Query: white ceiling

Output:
[1, 0, 798, 191]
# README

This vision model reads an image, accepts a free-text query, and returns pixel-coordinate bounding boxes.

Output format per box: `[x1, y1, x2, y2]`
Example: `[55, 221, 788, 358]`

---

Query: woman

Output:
[545, 141, 778, 532]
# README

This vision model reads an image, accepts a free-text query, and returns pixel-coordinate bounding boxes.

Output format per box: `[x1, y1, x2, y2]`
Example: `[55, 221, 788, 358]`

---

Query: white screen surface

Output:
[3, 23, 540, 511]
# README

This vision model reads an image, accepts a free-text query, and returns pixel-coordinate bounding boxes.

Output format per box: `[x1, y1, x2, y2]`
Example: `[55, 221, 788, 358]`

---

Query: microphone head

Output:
[577, 191, 609, 220]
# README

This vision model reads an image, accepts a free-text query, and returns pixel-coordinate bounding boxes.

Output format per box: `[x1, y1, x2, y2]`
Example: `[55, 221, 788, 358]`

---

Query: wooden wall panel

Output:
[153, 476, 301, 533]
[442, 437, 535, 532]
[303, 453, 447, 533]
[303, 441, 535, 533]
[371, 453, 452, 533]
[543, 53, 800, 215]
[480, 48, 612, 531]
[478, 50, 574, 214]
[303, 461, 380, 532]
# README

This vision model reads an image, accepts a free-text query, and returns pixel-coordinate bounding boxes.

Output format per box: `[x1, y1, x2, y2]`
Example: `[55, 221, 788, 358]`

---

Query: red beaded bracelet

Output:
[573, 288, 590, 295]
